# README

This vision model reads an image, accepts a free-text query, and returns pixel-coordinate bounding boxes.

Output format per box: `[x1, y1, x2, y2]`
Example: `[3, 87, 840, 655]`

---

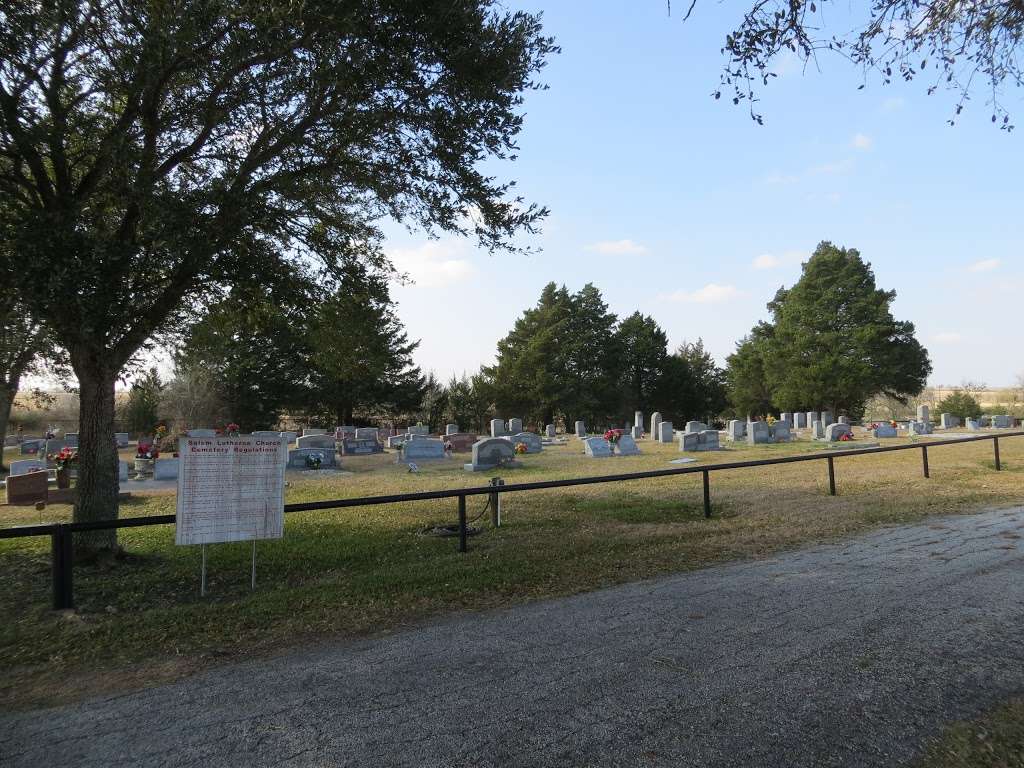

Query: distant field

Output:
[2, 431, 1022, 710]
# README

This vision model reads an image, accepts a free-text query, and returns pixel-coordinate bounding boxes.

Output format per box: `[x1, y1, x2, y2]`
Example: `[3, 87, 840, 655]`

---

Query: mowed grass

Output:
[914, 698, 1024, 767]
[1, 433, 1022, 709]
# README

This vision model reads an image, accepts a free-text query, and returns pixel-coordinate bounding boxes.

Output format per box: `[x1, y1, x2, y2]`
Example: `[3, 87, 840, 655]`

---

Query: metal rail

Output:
[2, 431, 1020, 610]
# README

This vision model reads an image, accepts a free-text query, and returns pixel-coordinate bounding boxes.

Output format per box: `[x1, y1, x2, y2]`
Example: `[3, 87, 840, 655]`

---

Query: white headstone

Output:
[793, 413, 807, 429]
[657, 421, 673, 443]
[507, 418, 523, 435]
[940, 413, 960, 429]
[650, 412, 662, 441]
[445, 423, 459, 436]
[575, 420, 586, 438]
[296, 434, 335, 450]
[634, 411, 643, 429]
[684, 421, 708, 434]
[747, 420, 771, 444]
[916, 405, 930, 424]
[490, 418, 507, 438]
[726, 420, 746, 441]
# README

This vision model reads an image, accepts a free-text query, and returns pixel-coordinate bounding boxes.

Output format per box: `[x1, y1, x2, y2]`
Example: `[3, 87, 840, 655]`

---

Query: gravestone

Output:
[966, 418, 982, 431]
[386, 434, 408, 449]
[771, 422, 791, 442]
[335, 426, 357, 439]
[940, 413, 960, 429]
[354, 427, 379, 442]
[545, 424, 556, 438]
[341, 438, 383, 455]
[408, 424, 430, 436]
[44, 439, 67, 458]
[154, 458, 179, 481]
[793, 412, 807, 429]
[824, 423, 853, 441]
[187, 429, 217, 438]
[916, 405, 930, 424]
[507, 418, 524, 435]
[837, 416, 850, 425]
[287, 448, 337, 469]
[3, 435, 17, 446]
[253, 431, 282, 439]
[872, 423, 897, 438]
[119, 461, 129, 482]
[64, 432, 79, 448]
[685, 421, 708, 434]
[820, 411, 833, 428]
[806, 412, 819, 430]
[6, 471, 48, 506]
[657, 421, 674, 443]
[583, 437, 613, 457]
[507, 432, 542, 454]
[9, 459, 46, 476]
[115, 432, 130, 448]
[726, 420, 746, 441]
[491, 418, 508, 438]
[302, 428, 328, 436]
[445, 424, 459, 436]
[747, 420, 771, 445]
[812, 420, 825, 440]
[680, 430, 719, 451]
[19, 439, 43, 456]
[404, 438, 446, 461]
[296, 434, 336, 450]
[634, 411, 644, 429]
[992, 414, 1012, 428]
[907, 420, 932, 436]
[630, 425, 643, 440]
[575, 420, 586, 438]
[465, 438, 520, 471]
[443, 433, 477, 452]
[650, 412, 662, 441]
[979, 415, 991, 427]
[616, 435, 641, 455]
[280, 431, 298, 444]
[779, 413, 792, 427]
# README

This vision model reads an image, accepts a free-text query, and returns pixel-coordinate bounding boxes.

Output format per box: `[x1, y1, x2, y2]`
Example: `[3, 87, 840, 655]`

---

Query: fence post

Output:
[51, 526, 74, 610]
[827, 456, 836, 496]
[489, 477, 503, 528]
[921, 445, 930, 478]
[702, 470, 711, 518]
[994, 437, 1001, 471]
[457, 494, 467, 553]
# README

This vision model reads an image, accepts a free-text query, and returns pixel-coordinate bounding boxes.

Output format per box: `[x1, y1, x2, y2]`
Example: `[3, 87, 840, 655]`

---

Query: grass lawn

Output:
[2, 432, 1022, 710]
[915, 698, 1024, 767]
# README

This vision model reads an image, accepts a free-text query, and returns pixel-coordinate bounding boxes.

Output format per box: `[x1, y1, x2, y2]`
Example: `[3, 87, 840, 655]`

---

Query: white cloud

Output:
[751, 251, 806, 270]
[386, 240, 477, 288]
[585, 239, 648, 255]
[932, 332, 964, 344]
[851, 133, 873, 150]
[967, 258, 1001, 272]
[662, 283, 742, 303]
[882, 96, 905, 112]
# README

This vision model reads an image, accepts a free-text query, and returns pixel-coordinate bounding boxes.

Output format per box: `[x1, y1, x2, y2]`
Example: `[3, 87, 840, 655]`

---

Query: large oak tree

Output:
[0, 1, 555, 549]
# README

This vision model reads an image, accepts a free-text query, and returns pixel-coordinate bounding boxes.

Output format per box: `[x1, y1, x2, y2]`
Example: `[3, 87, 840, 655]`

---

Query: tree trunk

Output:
[74, 358, 120, 553]
[0, 377, 20, 472]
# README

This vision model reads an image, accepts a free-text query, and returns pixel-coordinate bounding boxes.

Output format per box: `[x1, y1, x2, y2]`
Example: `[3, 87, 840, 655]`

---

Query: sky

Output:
[381, 1, 1023, 388]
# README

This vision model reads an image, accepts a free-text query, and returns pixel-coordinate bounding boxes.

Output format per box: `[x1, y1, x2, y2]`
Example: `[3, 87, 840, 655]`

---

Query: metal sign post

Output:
[200, 544, 207, 597]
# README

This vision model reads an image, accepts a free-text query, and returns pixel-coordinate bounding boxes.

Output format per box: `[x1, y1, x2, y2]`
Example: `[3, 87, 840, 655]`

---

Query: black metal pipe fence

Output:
[2, 431, 1021, 611]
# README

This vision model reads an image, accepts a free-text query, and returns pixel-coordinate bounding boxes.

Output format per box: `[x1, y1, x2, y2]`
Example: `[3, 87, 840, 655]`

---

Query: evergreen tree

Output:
[121, 368, 165, 437]
[935, 391, 982, 422]
[725, 323, 775, 419]
[615, 313, 668, 418]
[673, 339, 728, 422]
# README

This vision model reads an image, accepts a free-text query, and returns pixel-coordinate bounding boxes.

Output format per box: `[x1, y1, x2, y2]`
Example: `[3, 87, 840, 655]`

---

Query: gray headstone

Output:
[296, 434, 336, 450]
[992, 414, 1012, 428]
[9, 459, 46, 476]
[650, 412, 662, 441]
[837, 416, 850, 425]
[388, 434, 408, 448]
[280, 431, 298, 444]
[770, 422, 791, 442]
[507, 418, 523, 435]
[64, 432, 79, 448]
[119, 460, 129, 482]
[288, 448, 337, 469]
[616, 435, 640, 455]
[545, 424, 556, 438]
[154, 458, 179, 480]
[657, 421, 673, 443]
[490, 418, 507, 438]
[354, 427, 379, 442]
[634, 411, 644, 429]
[820, 411, 833, 428]
[466, 438, 518, 471]
[684, 421, 708, 434]
[253, 431, 282, 439]
[747, 420, 771, 444]
[445, 424, 459, 436]
[779, 413, 792, 427]
[966, 418, 982, 431]
[114, 432, 130, 448]
[630, 425, 643, 440]
[404, 438, 446, 460]
[940, 413, 960, 429]
[335, 426, 357, 439]
[700, 429, 720, 450]
[187, 429, 217, 438]
[44, 439, 67, 456]
[583, 437, 613, 457]
[302, 428, 328, 436]
[679, 432, 699, 451]
[575, 420, 586, 438]
[726, 420, 746, 441]
[793, 412, 807, 429]
[906, 420, 932, 436]
[824, 423, 853, 442]
[507, 432, 542, 454]
[916, 405, 930, 423]
[408, 424, 430, 436]
[19, 439, 44, 456]
[806, 412, 819, 430]
[812, 420, 825, 440]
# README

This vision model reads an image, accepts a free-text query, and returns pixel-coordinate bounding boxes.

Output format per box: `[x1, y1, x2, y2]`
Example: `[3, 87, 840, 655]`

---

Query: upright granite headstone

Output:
[187, 429, 217, 438]
[465, 438, 519, 471]
[992, 414, 1012, 428]
[296, 434, 336, 450]
[657, 421, 674, 443]
[507, 432, 542, 454]
[824, 423, 853, 442]
[779, 413, 792, 427]
[820, 411, 833, 428]
[812, 420, 825, 440]
[685, 421, 708, 434]
[280, 431, 298, 444]
[650, 412, 662, 441]
[726, 420, 746, 441]
[445, 424, 459, 436]
[917, 405, 930, 424]
[793, 413, 807, 429]
[634, 411, 644, 430]
[507, 418, 523, 435]
[771, 422, 791, 442]
[545, 424, 556, 438]
[354, 427, 379, 442]
[19, 439, 43, 456]
[616, 435, 641, 455]
[115, 432, 130, 448]
[907, 420, 933, 436]
[6, 471, 48, 506]
[302, 428, 328, 436]
[490, 418, 508, 438]
[837, 416, 850, 425]
[940, 413, 960, 429]
[404, 438, 446, 461]
[287, 448, 337, 469]
[583, 437, 613, 457]
[253, 431, 282, 439]
[630, 425, 643, 440]
[966, 418, 982, 431]
[575, 420, 586, 438]
[443, 433, 477, 452]
[747, 420, 771, 445]
[341, 438, 382, 455]
[154, 458, 179, 480]
[806, 412, 819, 430]
[408, 424, 431, 436]
[9, 459, 46, 476]
[64, 432, 79, 448]
[873, 423, 897, 438]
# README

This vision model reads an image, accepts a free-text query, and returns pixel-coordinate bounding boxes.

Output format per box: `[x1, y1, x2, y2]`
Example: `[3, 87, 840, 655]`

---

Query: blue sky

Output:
[383, 1, 1022, 388]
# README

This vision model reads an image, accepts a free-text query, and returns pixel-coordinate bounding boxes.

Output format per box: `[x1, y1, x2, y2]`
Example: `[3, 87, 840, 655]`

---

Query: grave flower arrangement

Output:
[603, 428, 623, 444]
[514, 442, 528, 455]
[136, 441, 159, 460]
[838, 432, 853, 441]
[305, 452, 323, 470]
[225, 423, 240, 437]
[50, 446, 78, 470]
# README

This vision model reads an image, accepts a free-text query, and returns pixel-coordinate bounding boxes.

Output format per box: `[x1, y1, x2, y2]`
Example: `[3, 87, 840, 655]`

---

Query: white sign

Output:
[175, 435, 287, 546]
